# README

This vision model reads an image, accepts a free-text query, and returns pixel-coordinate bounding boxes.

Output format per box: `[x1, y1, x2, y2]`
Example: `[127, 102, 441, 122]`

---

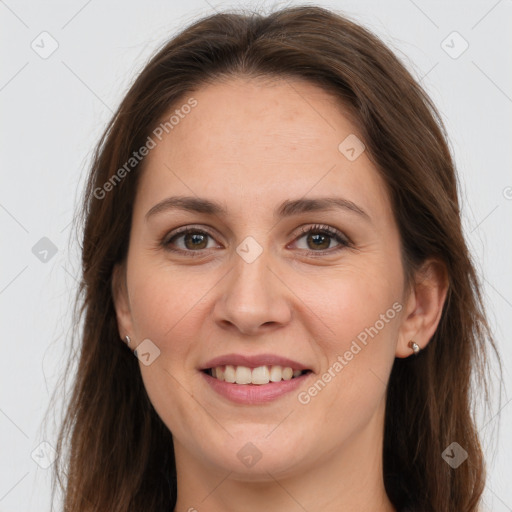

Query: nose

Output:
[213, 249, 292, 336]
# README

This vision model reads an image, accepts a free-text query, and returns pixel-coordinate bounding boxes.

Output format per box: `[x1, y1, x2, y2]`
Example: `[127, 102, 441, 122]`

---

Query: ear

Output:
[396, 258, 449, 358]
[111, 262, 134, 341]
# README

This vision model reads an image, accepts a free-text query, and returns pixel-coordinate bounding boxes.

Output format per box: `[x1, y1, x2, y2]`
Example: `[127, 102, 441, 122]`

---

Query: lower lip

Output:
[201, 371, 311, 405]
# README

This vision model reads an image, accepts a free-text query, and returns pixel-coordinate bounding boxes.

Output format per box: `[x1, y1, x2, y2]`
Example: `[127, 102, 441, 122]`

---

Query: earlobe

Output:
[111, 262, 133, 340]
[396, 259, 449, 358]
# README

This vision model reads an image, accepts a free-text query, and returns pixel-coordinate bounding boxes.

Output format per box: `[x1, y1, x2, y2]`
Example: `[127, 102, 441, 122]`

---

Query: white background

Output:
[1, 0, 511, 510]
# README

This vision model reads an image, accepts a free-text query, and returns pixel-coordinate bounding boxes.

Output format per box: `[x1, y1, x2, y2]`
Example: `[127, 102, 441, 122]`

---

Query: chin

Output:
[214, 450, 307, 481]
[199, 431, 312, 480]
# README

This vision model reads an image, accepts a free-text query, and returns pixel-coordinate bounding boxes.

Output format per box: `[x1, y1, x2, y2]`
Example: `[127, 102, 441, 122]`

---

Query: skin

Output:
[113, 77, 448, 512]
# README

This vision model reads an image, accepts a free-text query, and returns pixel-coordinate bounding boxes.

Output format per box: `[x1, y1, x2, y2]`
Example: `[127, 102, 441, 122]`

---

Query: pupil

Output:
[185, 233, 207, 250]
[309, 233, 329, 250]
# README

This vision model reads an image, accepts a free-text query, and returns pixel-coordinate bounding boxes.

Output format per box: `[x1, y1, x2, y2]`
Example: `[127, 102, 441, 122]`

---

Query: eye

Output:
[161, 223, 351, 257]
[162, 227, 220, 254]
[291, 224, 351, 253]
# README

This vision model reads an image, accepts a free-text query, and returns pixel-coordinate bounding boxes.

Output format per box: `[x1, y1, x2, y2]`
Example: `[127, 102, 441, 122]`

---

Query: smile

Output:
[204, 364, 310, 385]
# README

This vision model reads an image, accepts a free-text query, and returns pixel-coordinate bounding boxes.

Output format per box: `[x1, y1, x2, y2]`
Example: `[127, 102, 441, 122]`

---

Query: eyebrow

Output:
[145, 195, 371, 222]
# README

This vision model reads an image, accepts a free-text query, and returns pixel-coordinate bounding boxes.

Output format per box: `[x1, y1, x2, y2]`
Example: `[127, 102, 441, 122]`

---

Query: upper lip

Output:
[201, 353, 311, 371]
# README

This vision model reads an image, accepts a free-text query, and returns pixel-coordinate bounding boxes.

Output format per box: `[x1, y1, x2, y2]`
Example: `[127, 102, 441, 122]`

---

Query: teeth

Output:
[235, 366, 252, 384]
[251, 366, 270, 385]
[224, 365, 236, 383]
[209, 365, 305, 385]
[282, 367, 293, 380]
[269, 365, 282, 382]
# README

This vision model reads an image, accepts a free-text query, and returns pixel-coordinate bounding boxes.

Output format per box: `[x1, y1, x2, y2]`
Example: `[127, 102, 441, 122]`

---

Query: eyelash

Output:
[161, 224, 351, 258]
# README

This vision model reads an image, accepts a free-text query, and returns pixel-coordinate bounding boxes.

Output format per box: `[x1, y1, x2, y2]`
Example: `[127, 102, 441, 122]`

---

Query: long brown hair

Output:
[48, 5, 501, 511]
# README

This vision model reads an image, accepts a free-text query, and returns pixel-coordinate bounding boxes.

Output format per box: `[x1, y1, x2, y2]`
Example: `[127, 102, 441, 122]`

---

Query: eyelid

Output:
[293, 223, 351, 244]
[162, 223, 220, 239]
[161, 224, 223, 255]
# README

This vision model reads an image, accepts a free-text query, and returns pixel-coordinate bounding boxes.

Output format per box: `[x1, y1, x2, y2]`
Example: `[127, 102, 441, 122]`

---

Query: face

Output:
[114, 77, 412, 480]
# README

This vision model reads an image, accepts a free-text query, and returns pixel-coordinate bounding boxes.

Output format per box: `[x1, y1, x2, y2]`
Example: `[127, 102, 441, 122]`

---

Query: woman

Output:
[51, 5, 501, 511]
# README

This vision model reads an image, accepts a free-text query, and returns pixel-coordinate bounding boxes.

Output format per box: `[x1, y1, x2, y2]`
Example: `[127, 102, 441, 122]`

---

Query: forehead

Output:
[135, 77, 391, 223]
[170, 77, 356, 159]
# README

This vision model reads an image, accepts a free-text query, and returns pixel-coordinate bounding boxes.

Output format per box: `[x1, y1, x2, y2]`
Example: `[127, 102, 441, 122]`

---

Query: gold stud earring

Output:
[408, 340, 420, 355]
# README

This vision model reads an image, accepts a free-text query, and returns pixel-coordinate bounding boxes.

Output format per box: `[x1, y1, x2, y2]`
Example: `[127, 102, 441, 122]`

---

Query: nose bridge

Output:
[233, 245, 271, 297]
[214, 237, 291, 333]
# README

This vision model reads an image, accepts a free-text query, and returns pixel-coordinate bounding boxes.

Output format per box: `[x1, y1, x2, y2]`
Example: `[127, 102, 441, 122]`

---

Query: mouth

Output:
[202, 365, 312, 385]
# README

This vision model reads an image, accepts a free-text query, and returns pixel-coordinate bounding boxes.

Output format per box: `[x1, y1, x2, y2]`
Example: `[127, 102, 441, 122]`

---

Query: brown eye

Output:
[293, 224, 350, 253]
[305, 232, 331, 250]
[182, 232, 208, 250]
[163, 228, 218, 253]
[162, 224, 349, 257]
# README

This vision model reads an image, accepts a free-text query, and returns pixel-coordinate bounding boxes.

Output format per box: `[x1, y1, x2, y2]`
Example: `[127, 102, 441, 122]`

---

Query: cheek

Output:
[126, 262, 214, 439]
[127, 255, 214, 343]
[310, 262, 402, 349]
[302, 265, 401, 409]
